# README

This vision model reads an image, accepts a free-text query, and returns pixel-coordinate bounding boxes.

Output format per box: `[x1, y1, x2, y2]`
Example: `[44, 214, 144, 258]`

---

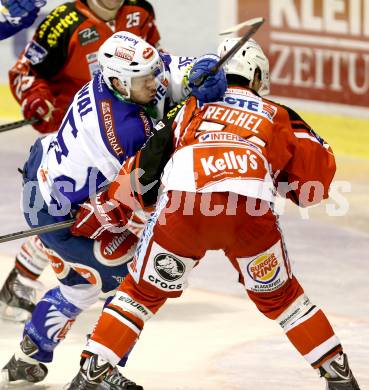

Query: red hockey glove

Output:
[22, 92, 64, 133]
[124, 209, 149, 238]
[71, 190, 147, 240]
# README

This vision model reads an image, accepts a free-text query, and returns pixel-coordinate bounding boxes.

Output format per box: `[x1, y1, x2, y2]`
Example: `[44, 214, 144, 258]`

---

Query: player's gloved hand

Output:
[22, 92, 64, 133]
[188, 54, 227, 104]
[71, 190, 147, 240]
[9, 9, 38, 27]
[2, 0, 46, 17]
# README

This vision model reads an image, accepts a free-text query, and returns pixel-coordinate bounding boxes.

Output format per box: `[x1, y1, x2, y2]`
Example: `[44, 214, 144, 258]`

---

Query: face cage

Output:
[119, 57, 165, 100]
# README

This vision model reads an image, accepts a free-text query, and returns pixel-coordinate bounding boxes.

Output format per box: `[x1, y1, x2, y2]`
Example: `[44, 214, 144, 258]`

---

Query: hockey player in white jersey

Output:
[0, 0, 162, 324]
[1, 31, 227, 389]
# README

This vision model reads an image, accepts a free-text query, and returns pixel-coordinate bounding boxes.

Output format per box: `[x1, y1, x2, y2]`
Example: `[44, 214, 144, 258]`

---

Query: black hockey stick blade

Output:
[191, 17, 265, 87]
[0, 219, 76, 244]
[0, 117, 39, 133]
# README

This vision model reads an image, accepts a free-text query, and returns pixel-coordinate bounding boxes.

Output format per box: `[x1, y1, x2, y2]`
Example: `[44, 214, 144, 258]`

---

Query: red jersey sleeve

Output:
[273, 106, 336, 207]
[9, 3, 83, 106]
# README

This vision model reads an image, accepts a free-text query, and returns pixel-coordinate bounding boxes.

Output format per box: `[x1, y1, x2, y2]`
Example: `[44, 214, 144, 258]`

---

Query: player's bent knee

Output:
[117, 274, 167, 314]
[59, 282, 100, 310]
[275, 293, 318, 333]
[109, 290, 154, 324]
[247, 276, 304, 319]
[237, 241, 291, 300]
[15, 236, 49, 278]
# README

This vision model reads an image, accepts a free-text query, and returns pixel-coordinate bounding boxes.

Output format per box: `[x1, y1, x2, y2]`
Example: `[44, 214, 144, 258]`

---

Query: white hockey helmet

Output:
[217, 38, 270, 96]
[98, 31, 165, 99]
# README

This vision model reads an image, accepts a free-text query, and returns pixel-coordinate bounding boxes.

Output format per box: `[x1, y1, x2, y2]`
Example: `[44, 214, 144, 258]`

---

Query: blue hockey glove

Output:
[188, 54, 227, 104]
[2, 0, 46, 17]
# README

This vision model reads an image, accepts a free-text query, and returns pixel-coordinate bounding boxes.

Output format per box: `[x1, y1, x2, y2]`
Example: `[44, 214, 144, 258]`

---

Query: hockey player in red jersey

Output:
[67, 38, 360, 389]
[0, 0, 161, 323]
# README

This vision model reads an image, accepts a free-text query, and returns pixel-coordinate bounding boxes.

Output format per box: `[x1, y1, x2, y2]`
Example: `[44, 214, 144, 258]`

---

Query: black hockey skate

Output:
[100, 366, 144, 389]
[1, 335, 48, 384]
[67, 371, 102, 390]
[322, 353, 360, 390]
[0, 267, 37, 322]
[66, 354, 113, 390]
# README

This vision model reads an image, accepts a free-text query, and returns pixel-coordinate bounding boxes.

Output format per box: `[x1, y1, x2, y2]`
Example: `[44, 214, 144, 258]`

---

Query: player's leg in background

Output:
[0, 137, 50, 323]
[225, 197, 360, 390]
[1, 256, 100, 385]
[1, 226, 141, 388]
[0, 235, 48, 322]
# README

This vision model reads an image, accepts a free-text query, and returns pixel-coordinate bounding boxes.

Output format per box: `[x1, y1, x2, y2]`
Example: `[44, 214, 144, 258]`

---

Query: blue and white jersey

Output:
[37, 74, 153, 209]
[36, 54, 193, 211]
[0, 6, 38, 39]
[152, 53, 193, 120]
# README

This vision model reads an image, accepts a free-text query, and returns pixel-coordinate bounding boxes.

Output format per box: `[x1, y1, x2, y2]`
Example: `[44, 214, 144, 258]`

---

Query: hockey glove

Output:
[188, 54, 227, 104]
[22, 92, 64, 133]
[2, 0, 46, 17]
[71, 190, 147, 240]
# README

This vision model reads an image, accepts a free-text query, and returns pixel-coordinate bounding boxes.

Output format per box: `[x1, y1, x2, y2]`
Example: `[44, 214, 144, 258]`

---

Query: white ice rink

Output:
[0, 127, 368, 389]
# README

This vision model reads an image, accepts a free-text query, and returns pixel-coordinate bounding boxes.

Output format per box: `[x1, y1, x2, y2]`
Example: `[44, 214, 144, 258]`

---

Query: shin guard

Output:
[24, 287, 81, 362]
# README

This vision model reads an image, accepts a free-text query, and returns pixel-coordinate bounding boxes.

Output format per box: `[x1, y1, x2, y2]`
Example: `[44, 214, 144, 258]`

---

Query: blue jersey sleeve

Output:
[116, 111, 153, 161]
[93, 76, 154, 165]
[97, 99, 154, 165]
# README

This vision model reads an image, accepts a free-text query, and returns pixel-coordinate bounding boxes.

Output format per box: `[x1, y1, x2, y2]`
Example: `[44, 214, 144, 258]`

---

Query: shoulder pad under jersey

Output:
[276, 102, 325, 146]
[125, 0, 156, 17]
[36, 3, 85, 48]
[93, 75, 153, 163]
[160, 52, 172, 72]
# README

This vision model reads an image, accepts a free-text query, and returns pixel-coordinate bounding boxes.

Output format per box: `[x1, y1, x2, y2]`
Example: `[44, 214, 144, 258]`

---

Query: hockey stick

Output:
[219, 18, 263, 36]
[191, 17, 265, 87]
[0, 117, 39, 133]
[0, 219, 76, 244]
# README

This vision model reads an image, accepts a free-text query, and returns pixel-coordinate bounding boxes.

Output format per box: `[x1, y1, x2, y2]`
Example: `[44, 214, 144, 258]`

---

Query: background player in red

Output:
[68, 38, 360, 389]
[9, 0, 160, 134]
[0, 0, 160, 323]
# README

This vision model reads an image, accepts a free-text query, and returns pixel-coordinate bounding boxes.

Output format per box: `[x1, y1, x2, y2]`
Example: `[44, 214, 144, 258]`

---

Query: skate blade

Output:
[0, 381, 48, 389]
[0, 370, 48, 389]
[0, 368, 11, 386]
[0, 302, 31, 323]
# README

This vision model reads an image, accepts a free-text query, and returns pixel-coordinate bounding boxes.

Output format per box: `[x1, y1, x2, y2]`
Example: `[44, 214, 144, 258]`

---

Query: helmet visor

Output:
[130, 58, 165, 91]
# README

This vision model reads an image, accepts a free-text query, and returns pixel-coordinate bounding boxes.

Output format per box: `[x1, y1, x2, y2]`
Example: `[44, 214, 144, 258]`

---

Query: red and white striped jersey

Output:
[111, 86, 336, 208]
[162, 87, 336, 204]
